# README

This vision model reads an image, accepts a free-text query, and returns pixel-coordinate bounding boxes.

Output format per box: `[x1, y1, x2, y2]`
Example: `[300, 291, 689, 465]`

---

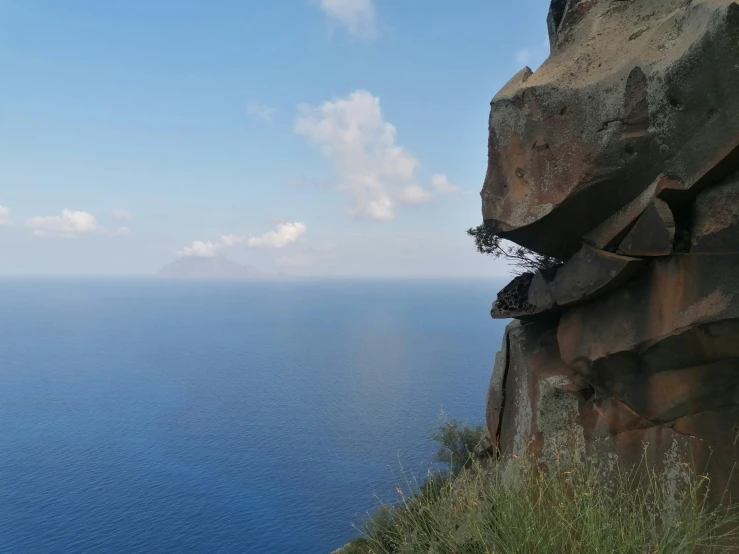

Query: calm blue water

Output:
[0, 278, 506, 554]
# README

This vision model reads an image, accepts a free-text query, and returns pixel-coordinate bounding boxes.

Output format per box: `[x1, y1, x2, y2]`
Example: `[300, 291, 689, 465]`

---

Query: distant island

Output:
[157, 256, 268, 279]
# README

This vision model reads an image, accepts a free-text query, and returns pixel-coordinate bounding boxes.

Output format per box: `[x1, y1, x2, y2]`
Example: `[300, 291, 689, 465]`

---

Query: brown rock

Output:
[583, 176, 664, 250]
[527, 269, 557, 313]
[557, 254, 739, 366]
[490, 273, 536, 319]
[486, 320, 586, 459]
[481, 0, 739, 258]
[692, 170, 739, 253]
[618, 198, 675, 256]
[491, 269, 560, 320]
[551, 243, 645, 307]
[480, 0, 739, 515]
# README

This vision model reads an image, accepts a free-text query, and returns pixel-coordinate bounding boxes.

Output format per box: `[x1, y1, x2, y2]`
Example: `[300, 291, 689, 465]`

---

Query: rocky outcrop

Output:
[483, 0, 739, 504]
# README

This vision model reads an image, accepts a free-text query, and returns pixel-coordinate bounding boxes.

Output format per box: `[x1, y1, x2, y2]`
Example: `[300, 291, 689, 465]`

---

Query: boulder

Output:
[481, 0, 739, 259]
[481, 0, 739, 513]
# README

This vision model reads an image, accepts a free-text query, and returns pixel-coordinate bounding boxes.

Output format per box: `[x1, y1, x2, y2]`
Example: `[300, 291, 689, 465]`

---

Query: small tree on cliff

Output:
[466, 223, 560, 273]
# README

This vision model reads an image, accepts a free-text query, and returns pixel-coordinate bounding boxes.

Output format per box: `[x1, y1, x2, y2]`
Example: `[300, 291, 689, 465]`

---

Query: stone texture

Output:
[618, 198, 675, 257]
[487, 321, 586, 460]
[490, 274, 536, 319]
[557, 254, 739, 366]
[551, 243, 645, 307]
[692, 170, 739, 253]
[481, 0, 739, 259]
[480, 0, 739, 512]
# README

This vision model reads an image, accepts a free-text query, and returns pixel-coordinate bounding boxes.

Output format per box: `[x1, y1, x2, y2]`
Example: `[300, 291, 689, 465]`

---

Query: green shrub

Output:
[430, 419, 486, 475]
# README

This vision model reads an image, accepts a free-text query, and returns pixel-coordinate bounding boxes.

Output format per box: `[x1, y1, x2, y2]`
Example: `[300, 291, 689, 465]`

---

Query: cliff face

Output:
[483, 0, 739, 500]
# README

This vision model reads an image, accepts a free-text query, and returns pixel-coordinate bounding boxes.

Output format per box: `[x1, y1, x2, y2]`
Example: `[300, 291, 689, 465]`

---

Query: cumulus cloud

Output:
[247, 101, 276, 123]
[247, 222, 307, 247]
[27, 210, 102, 238]
[111, 209, 133, 221]
[318, 0, 377, 39]
[177, 222, 307, 257]
[177, 240, 221, 258]
[25, 209, 129, 238]
[295, 90, 456, 221]
[0, 205, 11, 226]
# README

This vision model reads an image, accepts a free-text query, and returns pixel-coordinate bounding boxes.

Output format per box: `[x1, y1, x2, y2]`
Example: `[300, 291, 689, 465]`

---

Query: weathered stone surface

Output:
[551, 243, 644, 307]
[480, 0, 739, 515]
[526, 269, 556, 312]
[485, 321, 739, 503]
[583, 176, 665, 250]
[474, 429, 493, 458]
[557, 254, 739, 366]
[618, 198, 675, 256]
[692, 170, 739, 253]
[487, 321, 587, 460]
[481, 0, 739, 259]
[491, 269, 560, 319]
[490, 274, 535, 319]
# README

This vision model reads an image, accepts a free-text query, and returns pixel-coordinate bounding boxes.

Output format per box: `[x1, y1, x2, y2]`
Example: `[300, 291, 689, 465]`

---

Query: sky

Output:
[0, 0, 551, 277]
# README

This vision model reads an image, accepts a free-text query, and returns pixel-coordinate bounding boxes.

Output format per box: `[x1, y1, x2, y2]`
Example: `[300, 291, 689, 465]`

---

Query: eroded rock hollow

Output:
[483, 0, 739, 500]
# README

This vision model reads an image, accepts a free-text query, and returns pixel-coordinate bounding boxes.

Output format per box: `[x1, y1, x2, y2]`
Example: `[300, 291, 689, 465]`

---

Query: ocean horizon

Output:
[0, 277, 507, 553]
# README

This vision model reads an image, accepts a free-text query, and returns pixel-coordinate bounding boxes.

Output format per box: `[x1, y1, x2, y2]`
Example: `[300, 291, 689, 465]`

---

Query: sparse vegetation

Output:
[430, 418, 486, 476]
[341, 421, 739, 554]
[466, 223, 560, 273]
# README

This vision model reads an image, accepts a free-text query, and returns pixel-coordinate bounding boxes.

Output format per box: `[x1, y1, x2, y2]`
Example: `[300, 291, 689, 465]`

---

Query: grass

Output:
[339, 422, 739, 554]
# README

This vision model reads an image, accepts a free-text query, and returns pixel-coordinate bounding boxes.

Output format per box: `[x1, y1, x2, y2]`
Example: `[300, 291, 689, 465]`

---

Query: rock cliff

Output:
[483, 0, 739, 502]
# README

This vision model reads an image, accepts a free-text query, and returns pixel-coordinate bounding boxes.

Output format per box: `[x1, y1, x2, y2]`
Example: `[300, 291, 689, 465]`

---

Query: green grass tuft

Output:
[345, 422, 739, 554]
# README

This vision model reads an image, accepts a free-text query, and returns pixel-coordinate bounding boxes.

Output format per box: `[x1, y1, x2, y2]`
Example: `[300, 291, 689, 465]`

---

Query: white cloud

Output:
[318, 0, 377, 39]
[0, 205, 11, 227]
[247, 101, 276, 123]
[25, 209, 129, 239]
[177, 222, 308, 257]
[111, 209, 133, 221]
[177, 240, 221, 257]
[431, 174, 460, 194]
[247, 222, 307, 247]
[26, 210, 102, 238]
[296, 90, 458, 221]
[399, 184, 433, 205]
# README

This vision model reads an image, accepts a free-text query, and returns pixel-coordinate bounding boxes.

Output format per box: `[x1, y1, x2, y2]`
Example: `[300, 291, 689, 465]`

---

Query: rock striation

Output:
[483, 0, 739, 503]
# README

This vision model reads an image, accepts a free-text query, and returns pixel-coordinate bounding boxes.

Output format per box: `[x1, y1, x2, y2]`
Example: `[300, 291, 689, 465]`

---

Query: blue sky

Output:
[0, 0, 551, 276]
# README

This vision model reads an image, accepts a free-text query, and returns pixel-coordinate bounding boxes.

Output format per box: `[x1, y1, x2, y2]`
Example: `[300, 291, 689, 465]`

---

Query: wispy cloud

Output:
[178, 222, 307, 257]
[295, 90, 458, 221]
[0, 205, 11, 227]
[26, 209, 130, 238]
[316, 0, 378, 39]
[247, 101, 276, 123]
[111, 208, 133, 221]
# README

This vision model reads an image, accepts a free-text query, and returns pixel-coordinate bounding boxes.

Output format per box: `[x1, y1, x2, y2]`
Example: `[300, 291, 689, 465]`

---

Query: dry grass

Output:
[342, 447, 739, 554]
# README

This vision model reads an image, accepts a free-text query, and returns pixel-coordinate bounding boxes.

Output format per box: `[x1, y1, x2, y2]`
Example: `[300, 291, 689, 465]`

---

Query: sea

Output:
[0, 278, 508, 554]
